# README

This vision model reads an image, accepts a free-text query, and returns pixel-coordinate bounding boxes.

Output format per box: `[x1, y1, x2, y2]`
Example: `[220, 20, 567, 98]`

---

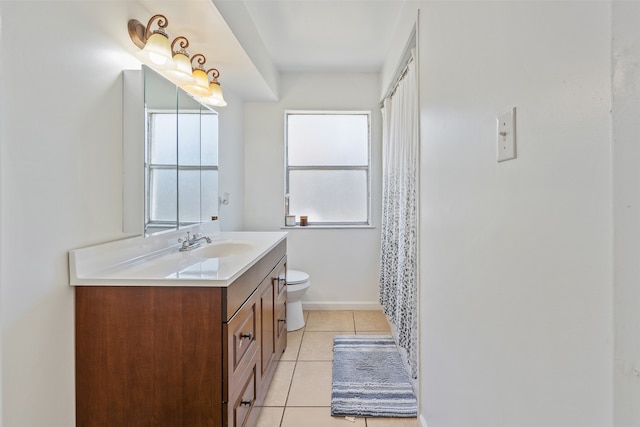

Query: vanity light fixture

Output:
[183, 54, 213, 97]
[128, 14, 228, 107]
[163, 36, 196, 84]
[128, 14, 173, 67]
[204, 68, 227, 107]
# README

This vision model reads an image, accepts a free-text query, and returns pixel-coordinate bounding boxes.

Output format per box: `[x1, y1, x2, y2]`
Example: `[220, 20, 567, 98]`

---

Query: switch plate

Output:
[497, 107, 516, 162]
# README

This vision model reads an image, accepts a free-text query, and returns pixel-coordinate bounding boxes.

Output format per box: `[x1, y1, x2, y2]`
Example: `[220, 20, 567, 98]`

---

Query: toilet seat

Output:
[287, 270, 309, 285]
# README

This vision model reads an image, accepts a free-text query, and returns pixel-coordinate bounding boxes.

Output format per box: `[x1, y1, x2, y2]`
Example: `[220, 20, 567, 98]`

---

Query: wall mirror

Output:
[123, 65, 219, 237]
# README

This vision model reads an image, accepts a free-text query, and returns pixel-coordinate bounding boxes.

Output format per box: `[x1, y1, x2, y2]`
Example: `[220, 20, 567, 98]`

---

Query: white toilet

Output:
[286, 270, 310, 331]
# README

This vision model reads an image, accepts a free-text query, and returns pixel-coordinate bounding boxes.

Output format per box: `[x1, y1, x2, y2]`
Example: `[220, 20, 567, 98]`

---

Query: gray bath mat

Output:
[331, 335, 418, 418]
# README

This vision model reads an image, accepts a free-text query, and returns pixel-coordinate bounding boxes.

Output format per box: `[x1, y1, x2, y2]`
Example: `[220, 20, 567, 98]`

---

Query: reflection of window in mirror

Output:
[147, 111, 178, 235]
[145, 110, 219, 234]
[178, 110, 204, 227]
[200, 112, 219, 223]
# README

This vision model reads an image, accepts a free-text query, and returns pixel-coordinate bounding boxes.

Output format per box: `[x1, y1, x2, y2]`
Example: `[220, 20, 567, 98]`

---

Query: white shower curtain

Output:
[379, 53, 418, 379]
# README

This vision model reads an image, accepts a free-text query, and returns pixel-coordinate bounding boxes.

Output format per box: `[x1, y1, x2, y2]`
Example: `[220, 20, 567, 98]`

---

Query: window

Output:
[285, 111, 371, 226]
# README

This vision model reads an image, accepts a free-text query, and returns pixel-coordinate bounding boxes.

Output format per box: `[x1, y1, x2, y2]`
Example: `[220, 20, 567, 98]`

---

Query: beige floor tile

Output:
[261, 361, 295, 406]
[354, 310, 390, 332]
[287, 361, 333, 406]
[281, 407, 366, 427]
[255, 406, 284, 427]
[366, 417, 419, 426]
[298, 331, 349, 361]
[305, 311, 355, 332]
[281, 329, 304, 361]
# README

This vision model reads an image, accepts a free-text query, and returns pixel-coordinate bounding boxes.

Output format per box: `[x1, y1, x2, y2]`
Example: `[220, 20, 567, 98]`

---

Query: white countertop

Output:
[69, 224, 287, 287]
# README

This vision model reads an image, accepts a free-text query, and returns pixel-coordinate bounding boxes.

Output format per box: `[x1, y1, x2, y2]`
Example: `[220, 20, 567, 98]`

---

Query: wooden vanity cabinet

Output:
[224, 256, 287, 426]
[75, 241, 287, 427]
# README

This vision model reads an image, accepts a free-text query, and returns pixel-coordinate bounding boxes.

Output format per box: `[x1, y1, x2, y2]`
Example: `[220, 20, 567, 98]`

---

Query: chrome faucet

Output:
[178, 232, 212, 251]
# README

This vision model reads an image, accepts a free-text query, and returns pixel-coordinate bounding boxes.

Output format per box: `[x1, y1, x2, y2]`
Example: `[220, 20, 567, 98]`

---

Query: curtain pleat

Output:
[379, 54, 418, 378]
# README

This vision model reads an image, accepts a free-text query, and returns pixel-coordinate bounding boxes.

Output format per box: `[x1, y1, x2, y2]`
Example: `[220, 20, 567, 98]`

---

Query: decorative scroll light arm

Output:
[207, 68, 221, 82]
[144, 14, 168, 40]
[191, 53, 207, 70]
[171, 36, 189, 54]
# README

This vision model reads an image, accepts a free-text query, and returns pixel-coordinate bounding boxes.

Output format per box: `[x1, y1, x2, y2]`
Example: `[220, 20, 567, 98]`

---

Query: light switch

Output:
[497, 107, 516, 162]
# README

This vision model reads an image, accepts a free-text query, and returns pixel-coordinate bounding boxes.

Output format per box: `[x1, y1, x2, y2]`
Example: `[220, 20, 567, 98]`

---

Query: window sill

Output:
[280, 225, 375, 230]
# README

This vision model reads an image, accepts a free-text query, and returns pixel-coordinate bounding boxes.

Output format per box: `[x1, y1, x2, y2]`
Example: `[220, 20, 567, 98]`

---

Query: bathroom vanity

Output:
[70, 227, 287, 427]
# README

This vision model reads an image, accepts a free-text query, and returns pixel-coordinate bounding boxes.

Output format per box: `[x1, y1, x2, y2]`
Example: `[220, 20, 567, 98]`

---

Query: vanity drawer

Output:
[225, 294, 258, 393]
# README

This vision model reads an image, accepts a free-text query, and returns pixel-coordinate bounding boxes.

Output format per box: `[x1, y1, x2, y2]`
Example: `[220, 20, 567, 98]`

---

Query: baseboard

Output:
[302, 301, 383, 311]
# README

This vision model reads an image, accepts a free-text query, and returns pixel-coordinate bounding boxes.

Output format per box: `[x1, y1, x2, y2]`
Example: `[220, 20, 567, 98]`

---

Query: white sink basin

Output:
[192, 241, 254, 259]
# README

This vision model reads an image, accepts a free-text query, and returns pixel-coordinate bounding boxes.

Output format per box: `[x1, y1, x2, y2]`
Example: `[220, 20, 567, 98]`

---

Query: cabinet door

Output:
[75, 286, 224, 427]
[274, 262, 287, 356]
[256, 257, 287, 405]
[259, 257, 289, 380]
[259, 274, 275, 379]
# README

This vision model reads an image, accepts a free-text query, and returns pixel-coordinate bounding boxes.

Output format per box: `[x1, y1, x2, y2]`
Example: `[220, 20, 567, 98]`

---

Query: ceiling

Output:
[236, 0, 407, 73]
[137, 0, 407, 101]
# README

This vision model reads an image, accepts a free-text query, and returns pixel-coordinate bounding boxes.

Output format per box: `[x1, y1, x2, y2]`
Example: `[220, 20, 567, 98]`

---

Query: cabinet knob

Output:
[240, 400, 252, 407]
[240, 332, 253, 340]
[278, 319, 286, 323]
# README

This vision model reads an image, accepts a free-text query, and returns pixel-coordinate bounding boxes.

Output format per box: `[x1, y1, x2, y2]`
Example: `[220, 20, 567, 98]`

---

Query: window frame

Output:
[284, 110, 372, 227]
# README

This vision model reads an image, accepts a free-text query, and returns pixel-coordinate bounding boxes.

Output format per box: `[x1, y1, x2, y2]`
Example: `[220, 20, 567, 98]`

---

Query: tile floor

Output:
[255, 310, 419, 427]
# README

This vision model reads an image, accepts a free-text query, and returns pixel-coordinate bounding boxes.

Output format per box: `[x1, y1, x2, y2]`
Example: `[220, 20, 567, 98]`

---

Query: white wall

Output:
[0, 2, 246, 425]
[612, 1, 640, 425]
[244, 72, 382, 308]
[380, 7, 418, 104]
[0, 3, 141, 425]
[217, 89, 246, 232]
[0, 4, 4, 423]
[406, 2, 612, 426]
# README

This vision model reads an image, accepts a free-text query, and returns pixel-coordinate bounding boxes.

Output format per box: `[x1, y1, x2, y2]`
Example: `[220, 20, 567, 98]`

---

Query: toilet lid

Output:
[287, 270, 309, 285]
